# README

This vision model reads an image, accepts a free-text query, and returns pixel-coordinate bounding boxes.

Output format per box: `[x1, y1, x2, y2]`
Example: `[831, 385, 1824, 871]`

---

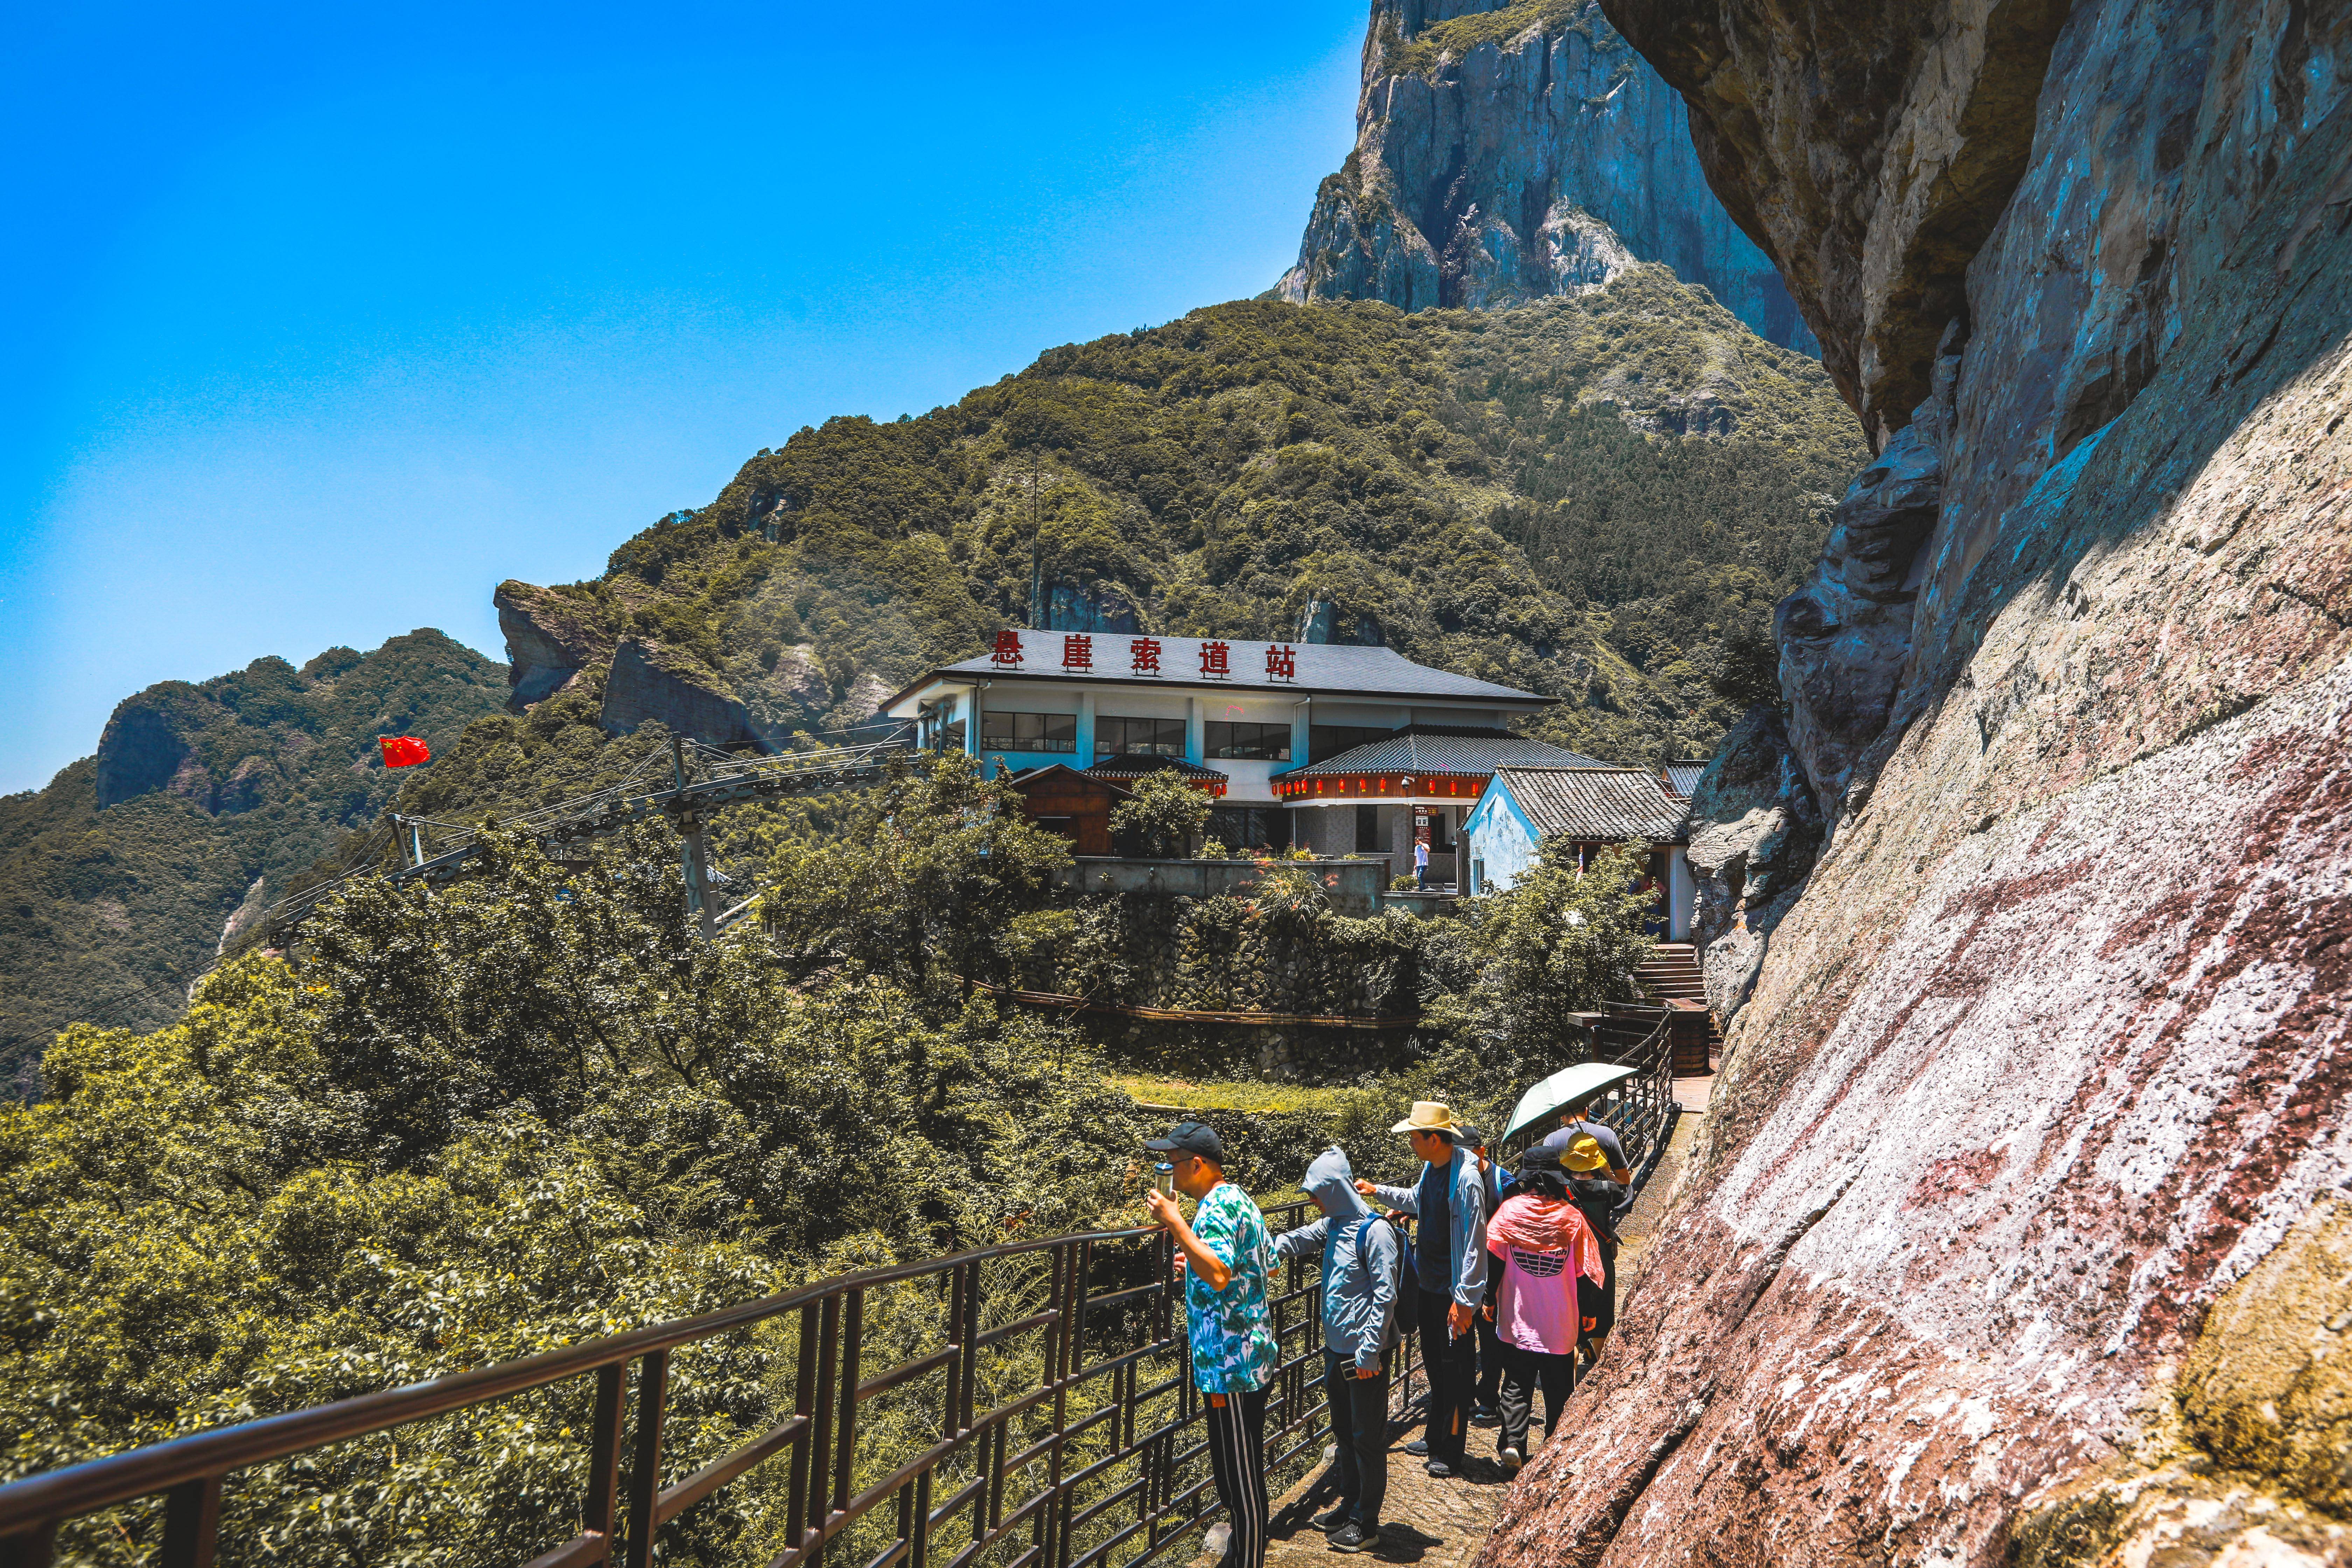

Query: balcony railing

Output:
[0, 1200, 1425, 1568]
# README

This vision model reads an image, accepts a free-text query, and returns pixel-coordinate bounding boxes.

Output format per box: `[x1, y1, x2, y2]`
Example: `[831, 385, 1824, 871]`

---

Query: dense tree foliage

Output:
[0, 757, 1663, 1561]
[1107, 772, 1213, 859]
[0, 632, 509, 1091]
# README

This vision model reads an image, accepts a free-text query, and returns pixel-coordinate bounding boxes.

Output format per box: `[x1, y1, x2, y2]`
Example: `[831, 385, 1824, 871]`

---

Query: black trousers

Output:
[1496, 1344, 1576, 1457]
[1204, 1385, 1269, 1568]
[1412, 1290, 1476, 1463]
[1322, 1350, 1389, 1528]
[1473, 1310, 1504, 1408]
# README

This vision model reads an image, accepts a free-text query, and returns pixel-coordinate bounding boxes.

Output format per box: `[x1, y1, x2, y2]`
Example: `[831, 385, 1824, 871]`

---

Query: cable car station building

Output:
[883, 629, 1601, 886]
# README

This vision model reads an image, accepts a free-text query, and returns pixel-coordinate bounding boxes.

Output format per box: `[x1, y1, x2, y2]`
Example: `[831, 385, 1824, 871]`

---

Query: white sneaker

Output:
[1500, 1447, 1524, 1475]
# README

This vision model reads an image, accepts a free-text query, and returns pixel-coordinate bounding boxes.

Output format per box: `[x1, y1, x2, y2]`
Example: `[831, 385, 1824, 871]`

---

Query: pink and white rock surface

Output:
[1484, 1, 2352, 1564]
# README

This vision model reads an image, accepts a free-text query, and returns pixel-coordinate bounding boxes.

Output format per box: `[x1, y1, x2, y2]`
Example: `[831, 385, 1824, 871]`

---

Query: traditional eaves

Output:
[1082, 756, 1227, 782]
[1492, 766, 1688, 842]
[1278, 727, 1603, 780]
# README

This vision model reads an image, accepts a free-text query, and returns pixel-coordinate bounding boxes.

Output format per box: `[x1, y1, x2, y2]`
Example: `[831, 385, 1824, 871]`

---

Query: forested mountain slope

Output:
[0, 632, 508, 1090]
[435, 271, 1862, 831]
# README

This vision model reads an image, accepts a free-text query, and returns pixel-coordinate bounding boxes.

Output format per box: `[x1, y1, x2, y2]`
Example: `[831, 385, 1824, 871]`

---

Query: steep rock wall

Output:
[1280, 0, 1818, 353]
[1484, 2, 2352, 1564]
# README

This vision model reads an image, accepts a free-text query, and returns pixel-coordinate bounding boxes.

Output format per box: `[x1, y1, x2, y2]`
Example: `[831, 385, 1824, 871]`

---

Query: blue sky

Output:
[1, 2, 1366, 795]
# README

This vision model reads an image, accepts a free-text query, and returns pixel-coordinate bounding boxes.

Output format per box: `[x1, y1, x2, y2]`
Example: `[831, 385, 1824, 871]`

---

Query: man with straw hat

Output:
[1354, 1100, 1489, 1477]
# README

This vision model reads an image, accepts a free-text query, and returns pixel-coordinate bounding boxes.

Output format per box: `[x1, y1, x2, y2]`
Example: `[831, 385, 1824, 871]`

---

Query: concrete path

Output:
[1615, 1073, 1709, 1292]
[1230, 1410, 1520, 1568]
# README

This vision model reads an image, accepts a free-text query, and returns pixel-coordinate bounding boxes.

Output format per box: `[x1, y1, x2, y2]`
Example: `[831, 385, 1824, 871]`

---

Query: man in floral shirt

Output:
[1145, 1122, 1275, 1568]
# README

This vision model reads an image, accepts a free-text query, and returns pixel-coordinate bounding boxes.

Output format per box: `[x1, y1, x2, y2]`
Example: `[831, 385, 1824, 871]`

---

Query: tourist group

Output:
[1139, 1095, 1630, 1564]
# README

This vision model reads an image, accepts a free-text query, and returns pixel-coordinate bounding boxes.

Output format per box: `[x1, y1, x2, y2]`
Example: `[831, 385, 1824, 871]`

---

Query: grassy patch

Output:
[1110, 1073, 1365, 1114]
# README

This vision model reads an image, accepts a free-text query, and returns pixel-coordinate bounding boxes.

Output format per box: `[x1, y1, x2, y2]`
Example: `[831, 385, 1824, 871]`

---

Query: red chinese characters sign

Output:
[1265, 643, 1297, 681]
[1062, 634, 1094, 672]
[989, 629, 1024, 667]
[1199, 640, 1231, 678]
[1130, 637, 1161, 674]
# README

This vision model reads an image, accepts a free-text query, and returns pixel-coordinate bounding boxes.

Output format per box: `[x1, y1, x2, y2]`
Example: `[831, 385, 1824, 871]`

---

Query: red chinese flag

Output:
[378, 736, 431, 768]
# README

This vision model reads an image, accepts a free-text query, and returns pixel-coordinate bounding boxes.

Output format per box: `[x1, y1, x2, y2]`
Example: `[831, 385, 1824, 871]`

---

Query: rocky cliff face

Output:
[1280, 0, 1818, 353]
[1484, 2, 2352, 1565]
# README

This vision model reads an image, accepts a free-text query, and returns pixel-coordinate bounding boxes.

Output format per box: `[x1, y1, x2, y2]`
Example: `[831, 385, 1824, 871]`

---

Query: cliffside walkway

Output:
[1214, 1065, 1713, 1568]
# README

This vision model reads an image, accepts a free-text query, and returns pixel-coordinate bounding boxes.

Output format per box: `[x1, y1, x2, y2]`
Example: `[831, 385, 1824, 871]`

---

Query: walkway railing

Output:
[1583, 1009, 1675, 1172]
[0, 1200, 1421, 1568]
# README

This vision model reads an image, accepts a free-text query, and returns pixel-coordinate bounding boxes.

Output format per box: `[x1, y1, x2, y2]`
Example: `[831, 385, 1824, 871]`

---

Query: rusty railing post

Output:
[623, 1350, 668, 1568]
[160, 1475, 220, 1568]
[807, 1294, 842, 1568]
[584, 1361, 626, 1549]
[788, 1302, 821, 1558]
[833, 1288, 864, 1538]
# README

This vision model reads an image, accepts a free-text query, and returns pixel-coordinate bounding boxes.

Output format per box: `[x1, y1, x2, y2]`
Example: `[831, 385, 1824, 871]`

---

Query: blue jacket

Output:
[1272, 1148, 1400, 1371]
[1371, 1145, 1489, 1308]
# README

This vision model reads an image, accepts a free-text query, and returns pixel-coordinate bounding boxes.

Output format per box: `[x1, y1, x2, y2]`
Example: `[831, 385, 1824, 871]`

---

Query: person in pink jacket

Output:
[1484, 1140, 1608, 1472]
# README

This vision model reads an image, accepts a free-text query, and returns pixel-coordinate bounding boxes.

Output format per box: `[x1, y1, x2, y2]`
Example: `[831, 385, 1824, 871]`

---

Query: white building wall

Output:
[1668, 846, 1693, 941]
[1464, 788, 1541, 894]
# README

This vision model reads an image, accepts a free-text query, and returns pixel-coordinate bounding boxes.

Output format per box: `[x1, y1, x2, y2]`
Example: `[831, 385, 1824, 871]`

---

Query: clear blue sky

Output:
[1, 2, 1366, 795]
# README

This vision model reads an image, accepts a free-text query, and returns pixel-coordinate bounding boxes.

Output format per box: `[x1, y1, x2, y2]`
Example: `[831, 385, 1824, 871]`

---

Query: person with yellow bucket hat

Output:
[1353, 1101, 1489, 1478]
[1556, 1132, 1624, 1363]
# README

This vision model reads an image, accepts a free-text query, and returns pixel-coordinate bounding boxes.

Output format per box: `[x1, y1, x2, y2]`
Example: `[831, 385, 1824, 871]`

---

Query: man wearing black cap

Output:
[1144, 1122, 1275, 1568]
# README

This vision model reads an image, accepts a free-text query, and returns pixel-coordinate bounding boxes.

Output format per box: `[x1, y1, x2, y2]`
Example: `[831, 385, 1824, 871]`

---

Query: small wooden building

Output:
[1005, 765, 1132, 856]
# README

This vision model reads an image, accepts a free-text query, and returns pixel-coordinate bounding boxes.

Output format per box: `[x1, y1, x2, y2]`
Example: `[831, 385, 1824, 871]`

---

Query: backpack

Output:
[1566, 1176, 1623, 1250]
[1353, 1210, 1419, 1302]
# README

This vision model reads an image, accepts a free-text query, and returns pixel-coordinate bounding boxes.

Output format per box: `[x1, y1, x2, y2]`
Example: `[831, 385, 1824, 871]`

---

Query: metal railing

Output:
[0, 1200, 1422, 1568]
[1580, 1010, 1675, 1172]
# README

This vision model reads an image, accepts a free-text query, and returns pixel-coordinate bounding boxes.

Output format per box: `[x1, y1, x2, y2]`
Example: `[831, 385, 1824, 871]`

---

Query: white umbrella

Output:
[1502, 1062, 1640, 1143]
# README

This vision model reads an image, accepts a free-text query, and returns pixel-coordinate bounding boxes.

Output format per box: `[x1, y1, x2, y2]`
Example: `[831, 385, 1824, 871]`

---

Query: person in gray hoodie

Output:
[1273, 1148, 1400, 1553]
[1355, 1100, 1489, 1477]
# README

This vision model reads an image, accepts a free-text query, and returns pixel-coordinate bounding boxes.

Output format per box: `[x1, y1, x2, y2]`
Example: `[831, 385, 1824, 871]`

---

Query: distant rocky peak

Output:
[1280, 0, 1818, 354]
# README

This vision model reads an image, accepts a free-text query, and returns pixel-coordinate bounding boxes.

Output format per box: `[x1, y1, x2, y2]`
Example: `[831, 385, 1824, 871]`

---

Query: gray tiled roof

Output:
[1664, 761, 1707, 798]
[924, 631, 1547, 703]
[1491, 766, 1688, 841]
[1084, 756, 1227, 780]
[1278, 728, 1604, 779]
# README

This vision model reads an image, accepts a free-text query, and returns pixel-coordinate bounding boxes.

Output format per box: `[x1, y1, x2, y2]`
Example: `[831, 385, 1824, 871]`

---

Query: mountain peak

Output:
[1278, 0, 1819, 355]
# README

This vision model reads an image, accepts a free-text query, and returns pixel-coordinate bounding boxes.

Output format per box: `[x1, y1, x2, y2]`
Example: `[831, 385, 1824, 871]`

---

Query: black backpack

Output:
[1567, 1176, 1622, 1250]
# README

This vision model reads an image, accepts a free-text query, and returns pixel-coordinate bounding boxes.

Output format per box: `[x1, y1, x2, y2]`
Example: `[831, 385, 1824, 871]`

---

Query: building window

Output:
[1097, 715, 1186, 757]
[1204, 721, 1291, 761]
[982, 710, 1076, 753]
[1354, 803, 1380, 853]
[1311, 725, 1394, 762]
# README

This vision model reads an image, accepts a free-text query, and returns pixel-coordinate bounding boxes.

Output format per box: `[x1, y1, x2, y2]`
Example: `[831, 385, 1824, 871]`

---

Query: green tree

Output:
[1416, 839, 1655, 1123]
[758, 752, 1073, 999]
[0, 817, 1147, 1566]
[1108, 772, 1211, 859]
